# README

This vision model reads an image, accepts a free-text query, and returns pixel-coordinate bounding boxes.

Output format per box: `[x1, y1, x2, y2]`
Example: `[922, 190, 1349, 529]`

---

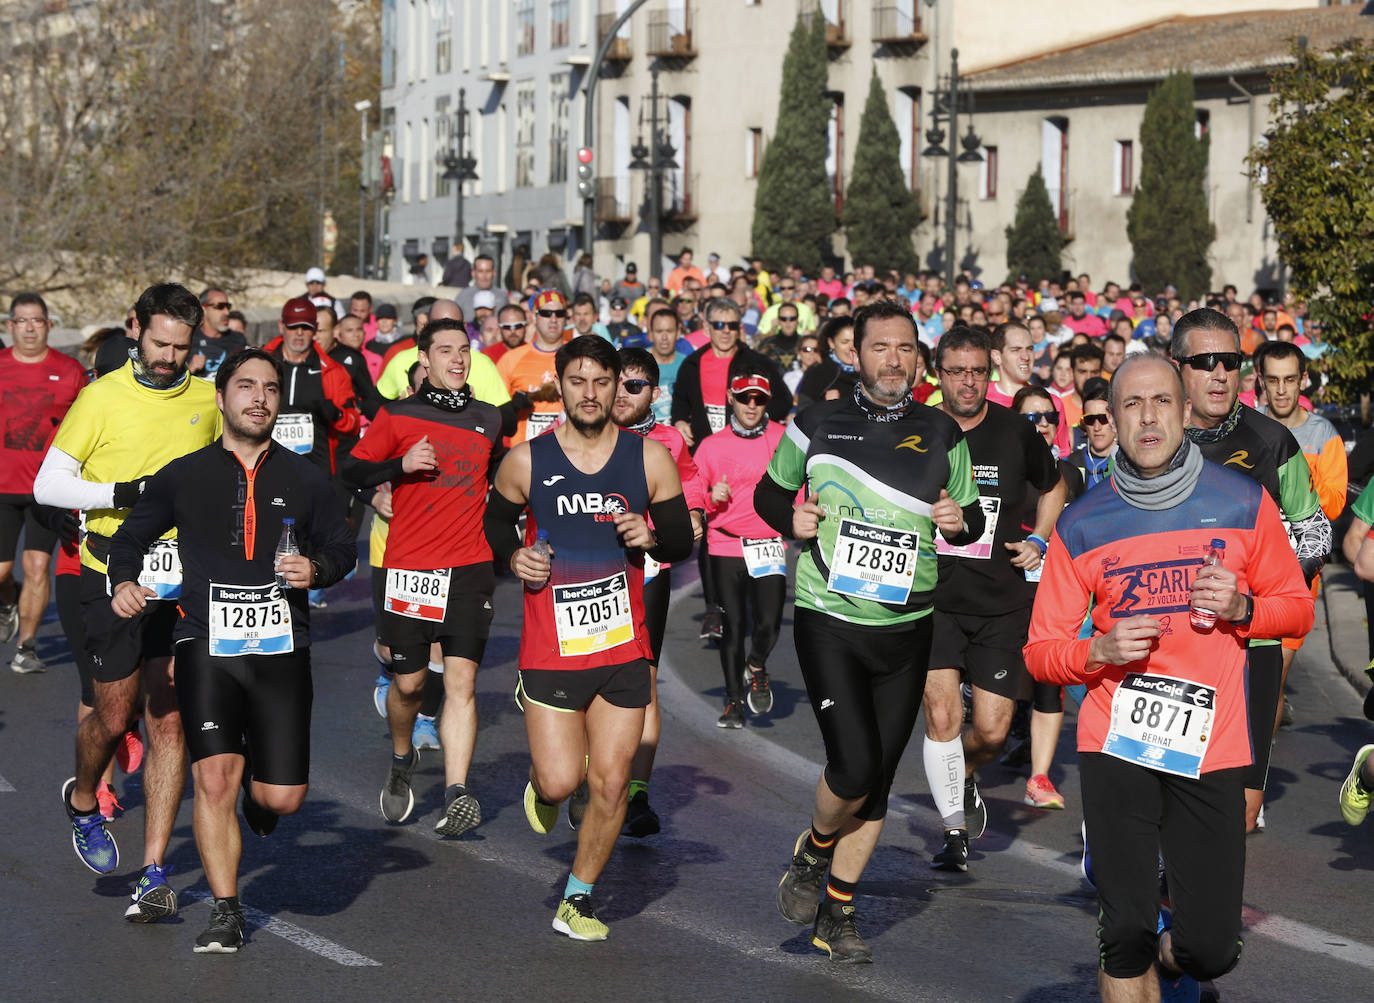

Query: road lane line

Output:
[184, 891, 380, 966]
[0, 774, 14, 792]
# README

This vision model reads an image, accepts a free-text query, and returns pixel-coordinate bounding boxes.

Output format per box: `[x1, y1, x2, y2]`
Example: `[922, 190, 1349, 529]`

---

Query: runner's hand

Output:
[512, 544, 552, 584]
[373, 484, 394, 519]
[690, 510, 704, 542]
[613, 511, 655, 549]
[1088, 615, 1162, 666]
[710, 476, 731, 505]
[276, 554, 313, 589]
[931, 489, 965, 538]
[674, 420, 695, 448]
[1005, 539, 1042, 571]
[402, 435, 437, 473]
[110, 581, 157, 618]
[792, 491, 823, 540]
[1191, 564, 1245, 621]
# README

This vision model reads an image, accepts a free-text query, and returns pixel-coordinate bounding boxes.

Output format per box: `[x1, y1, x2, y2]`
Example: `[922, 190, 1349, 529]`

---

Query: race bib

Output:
[643, 553, 662, 583]
[208, 583, 294, 657]
[552, 572, 635, 656]
[526, 411, 560, 440]
[826, 518, 918, 604]
[272, 412, 314, 455]
[935, 496, 1000, 559]
[742, 536, 786, 578]
[108, 540, 182, 600]
[384, 568, 451, 622]
[706, 404, 727, 434]
[1101, 673, 1216, 779]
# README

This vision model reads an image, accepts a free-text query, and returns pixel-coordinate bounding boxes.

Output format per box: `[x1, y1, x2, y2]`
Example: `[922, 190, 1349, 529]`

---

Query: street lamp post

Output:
[628, 66, 678, 282]
[921, 48, 983, 291]
[439, 88, 479, 260]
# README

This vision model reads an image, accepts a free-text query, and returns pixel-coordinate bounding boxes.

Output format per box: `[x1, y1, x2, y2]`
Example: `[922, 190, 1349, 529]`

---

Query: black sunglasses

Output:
[779, 314, 799, 323]
[735, 392, 769, 406]
[1177, 352, 1242, 372]
[621, 378, 652, 394]
[710, 320, 741, 331]
[205, 301, 230, 310]
[1081, 413, 1111, 428]
[1023, 410, 1061, 426]
[537, 309, 568, 319]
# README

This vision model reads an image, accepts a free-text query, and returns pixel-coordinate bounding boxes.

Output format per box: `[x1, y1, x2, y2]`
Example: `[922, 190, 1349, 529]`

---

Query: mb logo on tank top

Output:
[555, 492, 630, 520]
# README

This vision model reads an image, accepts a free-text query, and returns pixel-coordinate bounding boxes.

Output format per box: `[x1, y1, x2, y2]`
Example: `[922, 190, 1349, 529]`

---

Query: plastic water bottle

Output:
[528, 528, 551, 591]
[1189, 538, 1226, 630]
[275, 518, 300, 589]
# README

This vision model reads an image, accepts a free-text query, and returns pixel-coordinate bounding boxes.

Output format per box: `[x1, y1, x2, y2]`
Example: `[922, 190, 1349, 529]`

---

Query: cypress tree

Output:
[750, 13, 833, 274]
[842, 71, 919, 274]
[1003, 166, 1062, 283]
[1127, 71, 1214, 301]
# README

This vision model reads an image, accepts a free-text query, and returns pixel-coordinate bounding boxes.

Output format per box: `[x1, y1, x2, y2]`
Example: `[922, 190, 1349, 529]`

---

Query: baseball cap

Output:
[610, 296, 628, 310]
[625, 262, 637, 274]
[281, 297, 317, 329]
[375, 303, 398, 320]
[729, 374, 771, 398]
[532, 289, 568, 312]
[473, 290, 497, 310]
[306, 267, 326, 284]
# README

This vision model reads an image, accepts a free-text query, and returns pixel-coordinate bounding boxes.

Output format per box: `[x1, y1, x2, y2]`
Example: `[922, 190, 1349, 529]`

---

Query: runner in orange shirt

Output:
[497, 290, 573, 441]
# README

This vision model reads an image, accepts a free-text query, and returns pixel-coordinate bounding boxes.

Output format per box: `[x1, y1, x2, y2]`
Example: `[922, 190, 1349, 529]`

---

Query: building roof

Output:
[963, 6, 1374, 92]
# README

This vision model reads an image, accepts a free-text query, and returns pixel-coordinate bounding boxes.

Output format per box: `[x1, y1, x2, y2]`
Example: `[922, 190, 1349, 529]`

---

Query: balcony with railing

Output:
[872, 2, 927, 47]
[647, 7, 695, 60]
[595, 12, 632, 62]
[595, 176, 632, 224]
[799, 0, 850, 51]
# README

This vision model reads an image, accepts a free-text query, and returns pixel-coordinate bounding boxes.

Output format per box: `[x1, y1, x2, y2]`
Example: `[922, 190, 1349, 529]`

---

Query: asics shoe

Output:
[125, 863, 177, 923]
[931, 828, 969, 872]
[412, 714, 441, 751]
[746, 667, 773, 715]
[194, 898, 245, 954]
[63, 777, 118, 874]
[1024, 774, 1065, 809]
[96, 782, 123, 821]
[553, 893, 608, 942]
[623, 790, 661, 838]
[379, 747, 419, 823]
[1340, 745, 1374, 826]
[964, 778, 987, 838]
[115, 724, 144, 774]
[434, 785, 482, 838]
[777, 830, 827, 925]
[524, 781, 558, 835]
[811, 899, 873, 964]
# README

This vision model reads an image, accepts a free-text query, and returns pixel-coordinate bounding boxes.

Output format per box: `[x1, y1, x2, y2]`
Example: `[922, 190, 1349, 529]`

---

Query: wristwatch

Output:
[1236, 593, 1254, 626]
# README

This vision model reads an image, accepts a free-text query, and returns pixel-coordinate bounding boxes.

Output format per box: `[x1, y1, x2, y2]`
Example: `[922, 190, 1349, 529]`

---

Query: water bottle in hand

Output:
[1189, 538, 1226, 630]
[528, 529, 551, 591]
[275, 518, 300, 589]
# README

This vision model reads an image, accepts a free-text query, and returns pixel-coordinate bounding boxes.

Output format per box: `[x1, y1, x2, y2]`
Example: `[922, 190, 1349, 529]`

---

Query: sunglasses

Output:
[498, 322, 525, 330]
[206, 301, 230, 310]
[710, 320, 741, 331]
[537, 309, 568, 319]
[779, 315, 799, 323]
[1177, 352, 1242, 372]
[799, 346, 819, 354]
[621, 378, 652, 394]
[1023, 410, 1061, 426]
[778, 285, 796, 291]
[1081, 413, 1111, 428]
[734, 392, 769, 406]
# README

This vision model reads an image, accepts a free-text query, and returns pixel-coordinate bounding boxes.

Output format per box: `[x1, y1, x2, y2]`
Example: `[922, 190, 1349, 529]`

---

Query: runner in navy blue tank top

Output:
[485, 336, 693, 942]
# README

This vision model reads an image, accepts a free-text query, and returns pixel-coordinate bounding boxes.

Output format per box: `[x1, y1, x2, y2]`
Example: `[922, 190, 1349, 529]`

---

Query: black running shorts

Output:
[517, 658, 652, 712]
[80, 564, 178, 683]
[379, 562, 495, 673]
[0, 493, 57, 557]
[928, 607, 1032, 700]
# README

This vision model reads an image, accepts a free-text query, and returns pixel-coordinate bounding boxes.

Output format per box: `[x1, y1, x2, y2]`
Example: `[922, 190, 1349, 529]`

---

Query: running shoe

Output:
[115, 724, 144, 774]
[1340, 745, 1374, 826]
[568, 780, 590, 830]
[716, 701, 745, 729]
[96, 782, 123, 821]
[746, 667, 773, 715]
[194, 898, 246, 954]
[373, 674, 390, 718]
[623, 790, 660, 838]
[379, 746, 419, 823]
[1280, 697, 1293, 729]
[308, 589, 328, 610]
[63, 777, 118, 874]
[699, 606, 723, 642]
[0, 602, 16, 644]
[1024, 774, 1065, 809]
[552, 893, 608, 942]
[125, 863, 177, 922]
[524, 781, 558, 835]
[412, 714, 441, 751]
[1081, 820, 1095, 887]
[434, 785, 482, 837]
[241, 775, 279, 838]
[11, 640, 45, 674]
[964, 777, 987, 838]
[811, 899, 873, 964]
[373, 640, 390, 667]
[930, 828, 969, 872]
[1157, 908, 1202, 1002]
[777, 830, 827, 925]
[1254, 803, 1265, 832]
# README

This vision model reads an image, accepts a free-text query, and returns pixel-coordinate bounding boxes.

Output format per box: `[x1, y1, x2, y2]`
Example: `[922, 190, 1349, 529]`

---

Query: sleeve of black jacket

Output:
[108, 462, 181, 587]
[764, 355, 793, 420]
[302, 464, 358, 588]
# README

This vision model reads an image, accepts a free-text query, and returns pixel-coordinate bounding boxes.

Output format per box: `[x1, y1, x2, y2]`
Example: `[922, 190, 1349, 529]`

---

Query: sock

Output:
[924, 735, 966, 830]
[217, 895, 241, 911]
[629, 780, 648, 799]
[393, 750, 411, 765]
[68, 788, 98, 818]
[428, 660, 444, 674]
[825, 874, 857, 906]
[564, 874, 594, 900]
[444, 783, 467, 802]
[1359, 765, 1374, 795]
[804, 825, 839, 861]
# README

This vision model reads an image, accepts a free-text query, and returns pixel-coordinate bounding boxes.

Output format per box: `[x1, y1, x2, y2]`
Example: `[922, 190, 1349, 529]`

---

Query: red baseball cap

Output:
[729, 375, 771, 398]
[281, 297, 318, 329]
[532, 289, 567, 312]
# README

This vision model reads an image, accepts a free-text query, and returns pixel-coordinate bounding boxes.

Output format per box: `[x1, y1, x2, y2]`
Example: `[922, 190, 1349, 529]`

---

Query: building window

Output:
[745, 127, 762, 178]
[980, 145, 998, 200]
[896, 88, 919, 192]
[382, 0, 397, 87]
[826, 93, 844, 212]
[516, 0, 535, 56]
[436, 25, 452, 74]
[1113, 139, 1133, 196]
[1042, 116, 1069, 231]
[550, 0, 570, 48]
[549, 73, 569, 183]
[435, 96, 452, 198]
[1195, 109, 1209, 140]
[515, 81, 536, 188]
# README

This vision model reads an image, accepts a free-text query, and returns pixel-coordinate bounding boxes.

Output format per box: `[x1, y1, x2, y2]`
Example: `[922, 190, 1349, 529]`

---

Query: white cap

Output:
[306, 267, 326, 284]
[473, 290, 497, 310]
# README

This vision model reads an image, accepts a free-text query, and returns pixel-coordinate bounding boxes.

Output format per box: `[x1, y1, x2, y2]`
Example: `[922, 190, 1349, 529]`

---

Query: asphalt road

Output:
[3, 551, 1374, 1001]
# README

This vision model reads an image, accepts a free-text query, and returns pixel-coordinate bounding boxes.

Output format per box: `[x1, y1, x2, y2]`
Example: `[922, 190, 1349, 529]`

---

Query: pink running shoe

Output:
[116, 725, 144, 774]
[96, 782, 123, 820]
[1024, 774, 1065, 809]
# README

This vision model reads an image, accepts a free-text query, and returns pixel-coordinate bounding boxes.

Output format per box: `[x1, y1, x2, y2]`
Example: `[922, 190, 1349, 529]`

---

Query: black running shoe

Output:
[380, 746, 419, 823]
[434, 785, 482, 837]
[931, 828, 970, 872]
[964, 778, 987, 839]
[699, 606, 723, 642]
[716, 701, 745, 729]
[777, 831, 827, 925]
[812, 899, 872, 964]
[194, 899, 245, 954]
[623, 790, 661, 838]
[746, 667, 773, 715]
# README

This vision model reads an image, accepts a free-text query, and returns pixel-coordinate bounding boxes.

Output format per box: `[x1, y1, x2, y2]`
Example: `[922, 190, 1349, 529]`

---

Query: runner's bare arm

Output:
[485, 442, 549, 582]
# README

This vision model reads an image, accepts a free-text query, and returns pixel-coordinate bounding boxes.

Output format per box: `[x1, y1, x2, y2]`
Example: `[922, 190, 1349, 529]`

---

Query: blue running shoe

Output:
[63, 777, 118, 874]
[125, 863, 177, 922]
[373, 674, 390, 718]
[413, 714, 441, 750]
[1080, 820, 1095, 887]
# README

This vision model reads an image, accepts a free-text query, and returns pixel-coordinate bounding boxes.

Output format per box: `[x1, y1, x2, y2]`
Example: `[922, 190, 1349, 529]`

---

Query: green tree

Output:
[842, 72, 919, 274]
[750, 13, 833, 274]
[1003, 166, 1061, 283]
[1251, 40, 1374, 401]
[1126, 71, 1215, 301]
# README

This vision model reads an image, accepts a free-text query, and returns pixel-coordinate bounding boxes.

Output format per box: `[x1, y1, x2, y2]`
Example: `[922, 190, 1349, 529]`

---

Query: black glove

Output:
[315, 398, 343, 425]
[32, 505, 80, 540]
[113, 477, 151, 509]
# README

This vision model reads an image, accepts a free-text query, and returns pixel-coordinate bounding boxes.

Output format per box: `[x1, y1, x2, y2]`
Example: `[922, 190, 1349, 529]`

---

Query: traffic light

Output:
[577, 147, 594, 199]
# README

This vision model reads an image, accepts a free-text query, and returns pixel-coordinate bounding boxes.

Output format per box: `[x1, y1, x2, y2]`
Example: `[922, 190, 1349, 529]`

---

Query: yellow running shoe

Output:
[1340, 744, 1374, 826]
[524, 781, 558, 835]
[552, 893, 608, 941]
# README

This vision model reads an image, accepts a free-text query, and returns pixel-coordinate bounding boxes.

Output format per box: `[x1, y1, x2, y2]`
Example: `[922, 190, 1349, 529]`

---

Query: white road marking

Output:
[184, 891, 380, 966]
[0, 774, 14, 792]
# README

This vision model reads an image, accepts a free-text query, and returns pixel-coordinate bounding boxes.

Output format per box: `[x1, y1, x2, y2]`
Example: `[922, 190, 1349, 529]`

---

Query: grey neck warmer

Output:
[1111, 438, 1203, 511]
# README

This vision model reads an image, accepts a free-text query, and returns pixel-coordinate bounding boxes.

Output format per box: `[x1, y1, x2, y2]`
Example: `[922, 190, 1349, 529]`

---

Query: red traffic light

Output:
[577, 147, 593, 165]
